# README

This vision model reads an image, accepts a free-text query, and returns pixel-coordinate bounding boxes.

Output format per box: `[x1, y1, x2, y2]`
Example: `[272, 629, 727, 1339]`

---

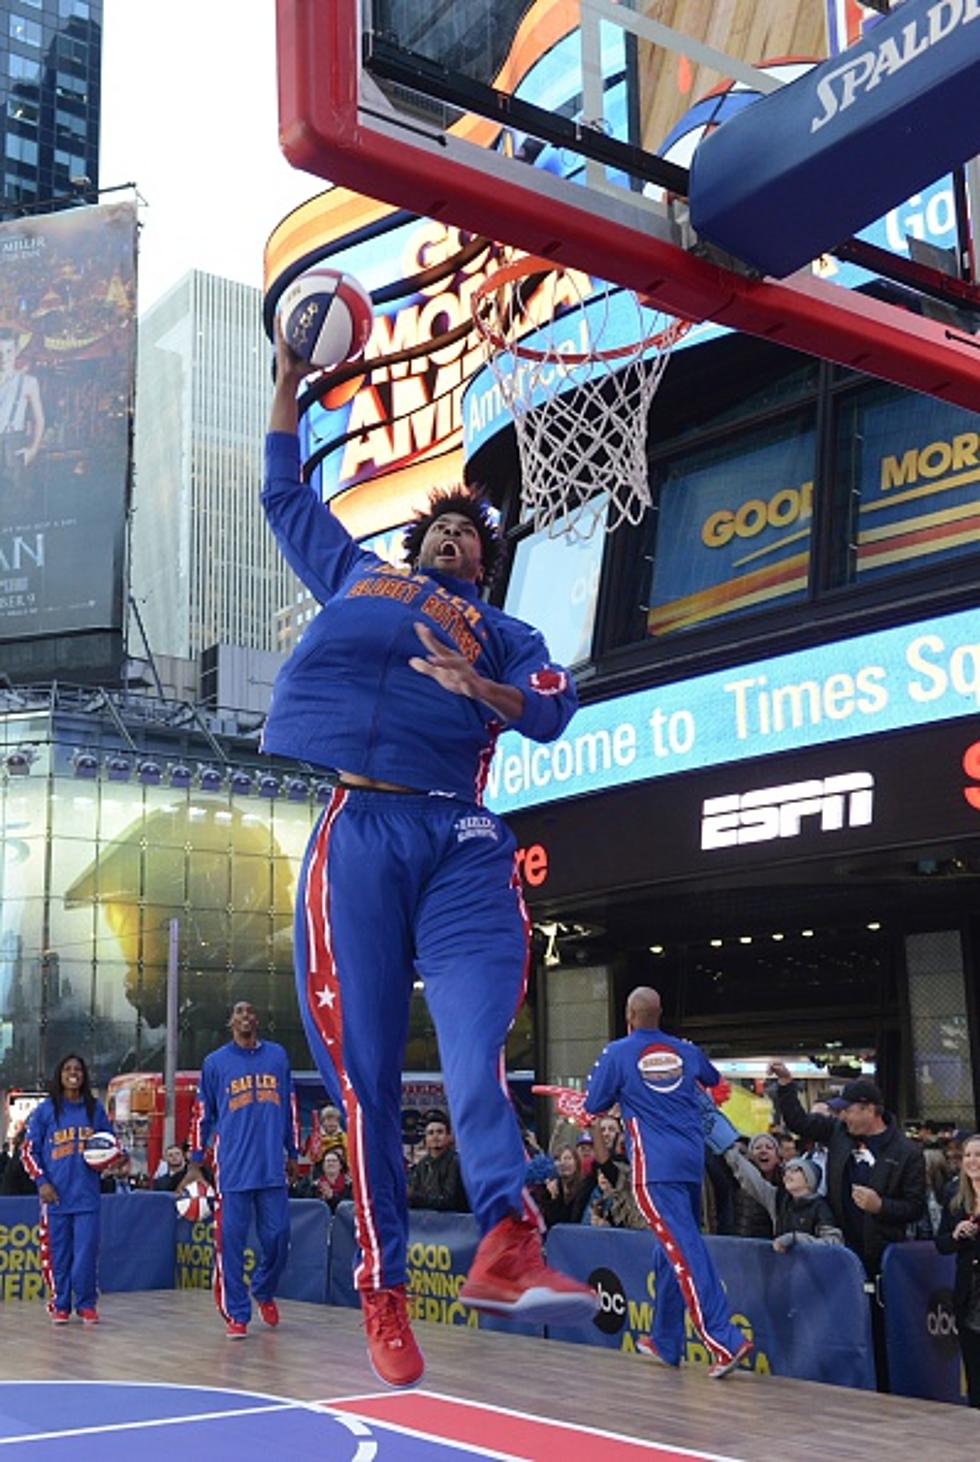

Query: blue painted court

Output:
[0, 1382, 733, 1459]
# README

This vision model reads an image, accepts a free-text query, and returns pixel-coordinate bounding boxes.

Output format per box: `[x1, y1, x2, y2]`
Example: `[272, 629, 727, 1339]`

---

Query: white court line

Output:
[310, 1403, 530, 1462]
[0, 1382, 377, 1451]
[320, 1388, 744, 1462]
[0, 1401, 300, 1447]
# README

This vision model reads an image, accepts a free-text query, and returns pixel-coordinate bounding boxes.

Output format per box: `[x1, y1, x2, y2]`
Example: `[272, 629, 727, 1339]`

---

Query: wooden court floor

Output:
[0, 1291, 971, 1460]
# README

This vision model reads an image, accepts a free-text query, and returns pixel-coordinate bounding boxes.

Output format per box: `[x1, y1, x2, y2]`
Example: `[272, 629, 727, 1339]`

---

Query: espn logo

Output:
[701, 772, 874, 850]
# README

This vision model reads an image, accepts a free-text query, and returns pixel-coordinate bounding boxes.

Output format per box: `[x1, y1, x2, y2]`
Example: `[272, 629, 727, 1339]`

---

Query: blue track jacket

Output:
[22, 1096, 114, 1212]
[586, 1029, 720, 1185]
[260, 433, 577, 801]
[190, 1040, 299, 1193]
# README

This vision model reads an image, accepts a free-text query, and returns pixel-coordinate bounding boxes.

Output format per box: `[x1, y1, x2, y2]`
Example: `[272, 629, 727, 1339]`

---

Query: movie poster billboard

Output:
[0, 203, 137, 653]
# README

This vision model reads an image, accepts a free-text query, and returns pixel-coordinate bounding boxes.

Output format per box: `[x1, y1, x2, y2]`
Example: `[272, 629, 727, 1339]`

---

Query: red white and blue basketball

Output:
[176, 1180, 214, 1222]
[82, 1132, 122, 1171]
[278, 266, 374, 369]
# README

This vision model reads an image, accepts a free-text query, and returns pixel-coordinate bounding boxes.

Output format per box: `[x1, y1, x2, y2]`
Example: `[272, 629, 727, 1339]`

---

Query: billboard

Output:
[506, 715, 980, 904]
[483, 603, 980, 816]
[0, 204, 137, 669]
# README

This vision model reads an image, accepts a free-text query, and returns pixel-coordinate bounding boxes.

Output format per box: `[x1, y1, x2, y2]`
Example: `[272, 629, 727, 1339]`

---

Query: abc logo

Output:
[588, 1266, 627, 1335]
[926, 1289, 959, 1359]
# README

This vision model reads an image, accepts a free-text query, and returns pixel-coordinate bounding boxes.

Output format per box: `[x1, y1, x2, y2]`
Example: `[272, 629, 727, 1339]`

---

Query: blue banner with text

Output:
[881, 1240, 966, 1404]
[327, 1203, 542, 1336]
[545, 1226, 875, 1388]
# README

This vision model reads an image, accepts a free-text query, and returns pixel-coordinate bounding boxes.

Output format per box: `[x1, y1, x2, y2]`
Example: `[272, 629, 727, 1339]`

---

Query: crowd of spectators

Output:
[1, 1071, 975, 1401]
[521, 1067, 976, 1401]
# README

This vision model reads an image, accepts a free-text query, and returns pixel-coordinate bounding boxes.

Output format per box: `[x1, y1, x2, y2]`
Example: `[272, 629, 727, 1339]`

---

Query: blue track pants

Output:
[41, 1206, 99, 1314]
[212, 1186, 291, 1324]
[295, 787, 532, 1292]
[632, 1176, 746, 1367]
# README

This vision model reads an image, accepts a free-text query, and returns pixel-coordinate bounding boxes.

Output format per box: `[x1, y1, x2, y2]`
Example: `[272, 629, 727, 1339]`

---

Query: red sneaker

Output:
[225, 1320, 248, 1340]
[49, 1310, 70, 1326]
[459, 1214, 598, 1325]
[257, 1299, 280, 1328]
[707, 1337, 753, 1379]
[78, 1308, 99, 1325]
[636, 1336, 679, 1367]
[360, 1285, 424, 1389]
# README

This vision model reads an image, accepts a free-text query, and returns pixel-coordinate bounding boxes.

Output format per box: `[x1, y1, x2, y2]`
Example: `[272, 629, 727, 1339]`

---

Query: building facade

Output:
[1, 0, 100, 217]
[130, 270, 297, 662]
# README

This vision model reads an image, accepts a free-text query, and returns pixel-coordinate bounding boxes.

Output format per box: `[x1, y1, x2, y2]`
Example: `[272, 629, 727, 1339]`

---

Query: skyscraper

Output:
[130, 269, 297, 661]
[1, 0, 101, 217]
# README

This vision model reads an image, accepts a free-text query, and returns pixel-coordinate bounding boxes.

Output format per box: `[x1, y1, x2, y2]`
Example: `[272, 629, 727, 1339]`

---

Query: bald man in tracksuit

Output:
[586, 987, 752, 1377]
[261, 327, 596, 1388]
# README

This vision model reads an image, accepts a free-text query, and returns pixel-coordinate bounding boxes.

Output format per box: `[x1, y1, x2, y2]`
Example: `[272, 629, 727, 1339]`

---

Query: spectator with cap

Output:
[769, 1068, 924, 1271]
[769, 1063, 924, 1389]
[575, 1131, 595, 1178]
[725, 1147, 842, 1251]
[406, 1110, 469, 1213]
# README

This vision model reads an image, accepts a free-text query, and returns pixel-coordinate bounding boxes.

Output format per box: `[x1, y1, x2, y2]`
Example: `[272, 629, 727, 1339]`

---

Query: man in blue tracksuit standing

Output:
[186, 1001, 299, 1339]
[261, 326, 596, 1387]
[586, 987, 752, 1377]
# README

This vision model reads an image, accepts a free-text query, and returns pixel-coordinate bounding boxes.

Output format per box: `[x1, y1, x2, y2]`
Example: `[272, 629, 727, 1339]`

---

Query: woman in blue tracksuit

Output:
[23, 1053, 116, 1324]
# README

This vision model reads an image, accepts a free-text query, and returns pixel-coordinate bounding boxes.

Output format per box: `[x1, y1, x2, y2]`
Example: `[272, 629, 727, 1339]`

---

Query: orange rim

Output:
[471, 257, 690, 364]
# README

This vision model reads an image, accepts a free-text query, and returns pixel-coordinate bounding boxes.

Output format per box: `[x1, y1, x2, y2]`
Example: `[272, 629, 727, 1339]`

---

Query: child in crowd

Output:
[726, 1147, 843, 1250]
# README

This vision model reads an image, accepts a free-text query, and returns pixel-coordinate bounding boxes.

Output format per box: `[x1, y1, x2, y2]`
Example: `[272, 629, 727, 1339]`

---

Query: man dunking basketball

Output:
[261, 324, 596, 1388]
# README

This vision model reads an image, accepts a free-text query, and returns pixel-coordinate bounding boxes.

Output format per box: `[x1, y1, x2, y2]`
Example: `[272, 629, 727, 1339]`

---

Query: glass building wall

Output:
[1, 0, 102, 217]
[0, 708, 315, 1089]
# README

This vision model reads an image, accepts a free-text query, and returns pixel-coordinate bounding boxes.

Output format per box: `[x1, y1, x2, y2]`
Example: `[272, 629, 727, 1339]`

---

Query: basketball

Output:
[277, 266, 373, 369]
[82, 1132, 122, 1171]
[176, 1179, 214, 1222]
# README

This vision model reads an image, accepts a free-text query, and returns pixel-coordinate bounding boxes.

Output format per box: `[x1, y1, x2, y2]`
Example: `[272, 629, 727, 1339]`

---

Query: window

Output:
[9, 14, 42, 45]
[8, 53, 40, 82]
[831, 383, 980, 589]
[54, 148, 87, 175]
[60, 0, 90, 16]
[5, 133, 38, 164]
[56, 107, 87, 138]
[7, 96, 39, 124]
[56, 72, 87, 97]
[644, 414, 816, 638]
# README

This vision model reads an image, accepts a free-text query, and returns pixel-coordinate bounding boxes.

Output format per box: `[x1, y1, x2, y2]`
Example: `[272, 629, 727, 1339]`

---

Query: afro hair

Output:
[402, 487, 502, 585]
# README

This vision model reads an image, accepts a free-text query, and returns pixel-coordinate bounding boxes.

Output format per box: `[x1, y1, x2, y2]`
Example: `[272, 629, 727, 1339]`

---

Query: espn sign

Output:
[701, 772, 874, 850]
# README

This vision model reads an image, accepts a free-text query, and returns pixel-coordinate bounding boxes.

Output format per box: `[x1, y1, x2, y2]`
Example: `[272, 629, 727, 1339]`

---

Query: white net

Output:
[473, 259, 685, 541]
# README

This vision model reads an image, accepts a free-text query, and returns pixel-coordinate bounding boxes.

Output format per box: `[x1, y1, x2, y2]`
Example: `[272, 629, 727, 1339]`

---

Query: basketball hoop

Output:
[472, 255, 689, 541]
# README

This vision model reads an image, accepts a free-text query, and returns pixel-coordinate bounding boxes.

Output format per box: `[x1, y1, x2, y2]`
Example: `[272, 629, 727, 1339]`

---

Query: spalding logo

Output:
[638, 1044, 684, 1093]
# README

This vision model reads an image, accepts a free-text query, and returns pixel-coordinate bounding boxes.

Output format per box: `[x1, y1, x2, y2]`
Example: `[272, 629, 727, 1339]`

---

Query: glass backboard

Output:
[276, 0, 980, 407]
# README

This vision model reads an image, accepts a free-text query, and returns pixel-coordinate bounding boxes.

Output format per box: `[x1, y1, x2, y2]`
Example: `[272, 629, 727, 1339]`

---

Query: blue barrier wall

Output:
[1, 1191, 965, 1403]
[0, 1193, 175, 1301]
[175, 1198, 331, 1304]
[328, 1204, 543, 1337]
[881, 1242, 967, 1405]
[545, 1226, 876, 1388]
